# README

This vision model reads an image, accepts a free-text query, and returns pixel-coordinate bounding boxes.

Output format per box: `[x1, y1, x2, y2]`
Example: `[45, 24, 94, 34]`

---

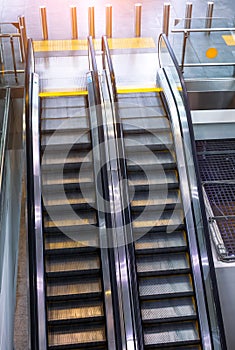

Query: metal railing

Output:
[102, 34, 144, 350]
[0, 17, 27, 83]
[158, 33, 227, 350]
[171, 17, 235, 72]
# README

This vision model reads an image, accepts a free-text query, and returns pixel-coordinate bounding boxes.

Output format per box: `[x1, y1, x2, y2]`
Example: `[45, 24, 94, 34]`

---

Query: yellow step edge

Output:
[39, 90, 88, 98]
[117, 86, 163, 94]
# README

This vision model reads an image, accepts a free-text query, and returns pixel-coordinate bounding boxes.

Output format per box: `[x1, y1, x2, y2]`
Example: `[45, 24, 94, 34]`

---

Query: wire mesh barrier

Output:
[197, 139, 235, 260]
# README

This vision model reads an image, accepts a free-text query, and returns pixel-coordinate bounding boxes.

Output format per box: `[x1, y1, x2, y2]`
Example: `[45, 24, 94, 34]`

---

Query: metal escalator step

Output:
[41, 96, 87, 109]
[42, 169, 94, 187]
[131, 189, 181, 212]
[44, 210, 96, 229]
[43, 202, 95, 213]
[124, 132, 173, 151]
[45, 253, 100, 277]
[41, 131, 90, 149]
[136, 253, 190, 276]
[43, 190, 95, 207]
[118, 106, 166, 119]
[143, 322, 200, 348]
[48, 324, 106, 348]
[128, 170, 178, 190]
[122, 116, 170, 134]
[126, 151, 176, 170]
[134, 231, 187, 253]
[47, 276, 102, 300]
[141, 298, 197, 323]
[45, 231, 99, 253]
[157, 347, 201, 350]
[132, 209, 184, 232]
[139, 274, 193, 299]
[41, 107, 88, 120]
[47, 299, 104, 324]
[41, 116, 89, 133]
[41, 149, 92, 168]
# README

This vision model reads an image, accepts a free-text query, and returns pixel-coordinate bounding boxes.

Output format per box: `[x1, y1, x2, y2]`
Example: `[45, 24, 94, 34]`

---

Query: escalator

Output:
[101, 35, 226, 349]
[118, 90, 201, 348]
[40, 94, 107, 349]
[26, 34, 226, 350]
[25, 39, 110, 349]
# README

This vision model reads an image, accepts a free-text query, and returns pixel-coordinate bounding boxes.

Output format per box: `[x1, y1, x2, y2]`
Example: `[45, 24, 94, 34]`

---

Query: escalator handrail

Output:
[87, 36, 122, 350]
[25, 38, 47, 350]
[101, 34, 144, 350]
[101, 35, 118, 103]
[158, 33, 227, 349]
[88, 36, 102, 107]
[0, 88, 10, 199]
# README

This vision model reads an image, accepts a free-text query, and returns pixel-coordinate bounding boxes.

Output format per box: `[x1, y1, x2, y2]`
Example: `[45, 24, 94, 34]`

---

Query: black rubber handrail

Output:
[25, 38, 48, 350]
[0, 88, 10, 201]
[87, 35, 124, 350]
[101, 34, 144, 350]
[158, 33, 227, 350]
[25, 38, 39, 350]
[101, 36, 118, 103]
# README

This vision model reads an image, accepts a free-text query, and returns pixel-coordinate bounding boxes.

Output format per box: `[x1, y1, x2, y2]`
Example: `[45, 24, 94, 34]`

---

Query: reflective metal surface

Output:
[87, 70, 116, 350]
[31, 72, 48, 350]
[158, 67, 212, 349]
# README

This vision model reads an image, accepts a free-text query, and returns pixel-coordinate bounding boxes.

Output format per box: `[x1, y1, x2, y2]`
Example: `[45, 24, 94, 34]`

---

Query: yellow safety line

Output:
[33, 37, 156, 52]
[39, 90, 88, 98]
[117, 86, 163, 94]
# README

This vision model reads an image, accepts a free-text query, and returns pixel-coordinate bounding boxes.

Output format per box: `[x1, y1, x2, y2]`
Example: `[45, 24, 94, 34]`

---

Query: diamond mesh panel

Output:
[196, 139, 235, 257]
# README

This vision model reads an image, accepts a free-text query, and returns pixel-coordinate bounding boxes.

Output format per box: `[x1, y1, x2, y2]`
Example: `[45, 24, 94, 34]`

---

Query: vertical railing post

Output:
[40, 6, 48, 40]
[70, 6, 78, 39]
[162, 3, 171, 37]
[205, 1, 214, 34]
[88, 6, 95, 38]
[18, 16, 27, 62]
[181, 31, 189, 73]
[10, 36, 18, 83]
[135, 3, 142, 37]
[185, 2, 193, 31]
[106, 4, 112, 38]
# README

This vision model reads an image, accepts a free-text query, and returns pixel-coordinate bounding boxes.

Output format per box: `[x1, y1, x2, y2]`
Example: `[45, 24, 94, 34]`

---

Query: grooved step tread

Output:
[122, 116, 170, 133]
[48, 300, 104, 322]
[48, 326, 106, 347]
[139, 274, 193, 299]
[41, 116, 89, 132]
[141, 297, 196, 323]
[132, 209, 184, 230]
[134, 231, 187, 253]
[126, 151, 176, 170]
[45, 234, 99, 252]
[131, 189, 180, 211]
[42, 170, 94, 186]
[41, 132, 90, 148]
[46, 254, 100, 274]
[136, 253, 190, 276]
[47, 277, 102, 298]
[143, 322, 200, 347]
[128, 170, 178, 189]
[124, 132, 173, 151]
[41, 150, 92, 167]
